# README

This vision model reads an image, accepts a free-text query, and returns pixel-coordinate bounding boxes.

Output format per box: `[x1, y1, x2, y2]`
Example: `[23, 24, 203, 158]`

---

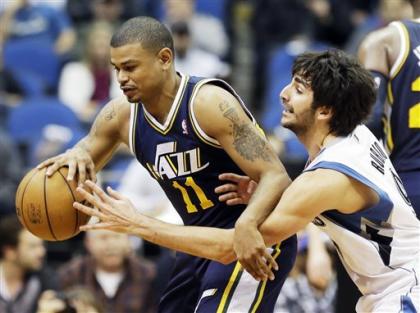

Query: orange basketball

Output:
[15, 167, 90, 241]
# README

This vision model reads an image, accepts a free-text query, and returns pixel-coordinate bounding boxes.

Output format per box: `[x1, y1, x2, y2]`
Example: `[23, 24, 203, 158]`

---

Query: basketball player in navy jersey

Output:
[359, 14, 420, 218]
[75, 50, 420, 312]
[38, 17, 297, 313]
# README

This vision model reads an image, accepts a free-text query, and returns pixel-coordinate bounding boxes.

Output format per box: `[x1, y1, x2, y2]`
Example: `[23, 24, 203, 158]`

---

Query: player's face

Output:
[280, 75, 316, 135]
[85, 230, 131, 272]
[17, 230, 46, 271]
[111, 43, 170, 103]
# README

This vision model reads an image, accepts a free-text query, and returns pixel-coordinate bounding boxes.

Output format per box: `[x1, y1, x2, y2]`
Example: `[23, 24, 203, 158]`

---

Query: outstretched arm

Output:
[74, 181, 277, 280]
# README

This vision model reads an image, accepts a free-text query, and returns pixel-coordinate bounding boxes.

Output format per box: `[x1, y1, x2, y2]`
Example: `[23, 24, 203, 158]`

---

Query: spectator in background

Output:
[0, 48, 24, 109]
[171, 21, 230, 78]
[0, 0, 76, 55]
[37, 287, 103, 313]
[67, 0, 147, 26]
[59, 21, 121, 123]
[275, 230, 336, 313]
[0, 130, 23, 217]
[163, 0, 229, 58]
[0, 215, 58, 313]
[58, 230, 157, 313]
[345, 0, 415, 54]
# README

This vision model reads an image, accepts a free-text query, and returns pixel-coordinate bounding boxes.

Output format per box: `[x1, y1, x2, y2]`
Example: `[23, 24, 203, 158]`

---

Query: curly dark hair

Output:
[292, 50, 377, 136]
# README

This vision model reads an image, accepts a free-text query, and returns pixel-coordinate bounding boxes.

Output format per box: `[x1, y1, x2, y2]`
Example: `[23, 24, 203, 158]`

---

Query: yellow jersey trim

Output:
[216, 262, 243, 313]
[390, 22, 410, 80]
[249, 243, 282, 313]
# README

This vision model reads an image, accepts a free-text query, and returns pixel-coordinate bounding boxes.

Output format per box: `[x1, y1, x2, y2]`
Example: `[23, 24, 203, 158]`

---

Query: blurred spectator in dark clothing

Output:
[0, 0, 76, 55]
[67, 0, 147, 26]
[0, 50, 24, 109]
[305, 0, 354, 47]
[0, 215, 58, 313]
[0, 130, 23, 217]
[58, 230, 157, 313]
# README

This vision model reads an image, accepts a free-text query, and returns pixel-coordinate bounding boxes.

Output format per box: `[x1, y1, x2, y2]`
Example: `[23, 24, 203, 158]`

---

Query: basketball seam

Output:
[57, 169, 79, 236]
[44, 173, 58, 241]
[20, 169, 40, 233]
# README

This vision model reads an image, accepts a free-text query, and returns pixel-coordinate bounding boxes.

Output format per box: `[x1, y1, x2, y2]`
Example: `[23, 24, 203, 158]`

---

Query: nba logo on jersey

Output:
[182, 119, 189, 135]
[413, 45, 420, 66]
[147, 142, 209, 180]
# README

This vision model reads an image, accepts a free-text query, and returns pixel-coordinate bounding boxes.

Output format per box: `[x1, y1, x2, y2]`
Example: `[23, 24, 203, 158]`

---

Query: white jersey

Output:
[305, 125, 420, 313]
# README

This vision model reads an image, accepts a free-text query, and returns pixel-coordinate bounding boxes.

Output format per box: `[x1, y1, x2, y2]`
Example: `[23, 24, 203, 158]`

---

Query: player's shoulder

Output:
[361, 24, 399, 51]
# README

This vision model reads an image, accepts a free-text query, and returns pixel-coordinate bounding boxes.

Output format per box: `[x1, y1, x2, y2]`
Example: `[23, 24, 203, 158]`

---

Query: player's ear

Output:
[317, 106, 333, 121]
[158, 47, 173, 70]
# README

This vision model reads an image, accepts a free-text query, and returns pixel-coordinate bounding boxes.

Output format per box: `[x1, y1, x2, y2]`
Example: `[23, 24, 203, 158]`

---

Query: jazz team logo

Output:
[146, 142, 208, 180]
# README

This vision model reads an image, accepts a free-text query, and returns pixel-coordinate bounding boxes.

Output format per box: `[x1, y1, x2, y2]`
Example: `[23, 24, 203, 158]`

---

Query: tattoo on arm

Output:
[218, 101, 273, 162]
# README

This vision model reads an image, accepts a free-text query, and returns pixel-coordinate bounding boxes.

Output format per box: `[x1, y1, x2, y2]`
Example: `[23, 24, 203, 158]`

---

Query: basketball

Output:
[15, 167, 90, 241]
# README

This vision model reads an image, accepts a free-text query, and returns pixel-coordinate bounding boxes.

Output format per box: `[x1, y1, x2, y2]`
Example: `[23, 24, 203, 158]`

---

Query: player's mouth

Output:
[283, 106, 294, 114]
[121, 86, 136, 95]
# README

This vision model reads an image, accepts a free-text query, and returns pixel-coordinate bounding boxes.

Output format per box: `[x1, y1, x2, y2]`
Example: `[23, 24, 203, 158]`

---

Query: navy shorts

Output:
[158, 235, 297, 313]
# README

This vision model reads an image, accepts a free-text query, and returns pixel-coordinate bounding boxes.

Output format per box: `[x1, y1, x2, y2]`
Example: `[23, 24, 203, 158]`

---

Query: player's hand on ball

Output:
[73, 180, 138, 233]
[215, 173, 257, 205]
[37, 146, 96, 184]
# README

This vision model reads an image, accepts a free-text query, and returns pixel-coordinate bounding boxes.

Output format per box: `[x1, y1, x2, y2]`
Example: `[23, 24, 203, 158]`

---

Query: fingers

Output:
[84, 181, 111, 204]
[80, 221, 116, 231]
[45, 160, 64, 177]
[264, 250, 279, 271]
[73, 201, 108, 221]
[218, 173, 245, 183]
[107, 186, 125, 200]
[77, 162, 87, 185]
[75, 186, 106, 214]
[214, 183, 237, 195]
[226, 198, 245, 206]
[218, 191, 238, 202]
[247, 181, 258, 194]
[37, 157, 58, 170]
[87, 163, 97, 183]
[66, 159, 77, 181]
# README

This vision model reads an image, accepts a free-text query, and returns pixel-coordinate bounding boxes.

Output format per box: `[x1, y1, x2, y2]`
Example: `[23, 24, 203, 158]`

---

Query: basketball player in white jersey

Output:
[73, 50, 420, 312]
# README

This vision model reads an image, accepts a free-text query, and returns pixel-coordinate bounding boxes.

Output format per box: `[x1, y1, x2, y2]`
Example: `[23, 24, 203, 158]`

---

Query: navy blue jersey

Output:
[129, 74, 255, 227]
[385, 20, 420, 172]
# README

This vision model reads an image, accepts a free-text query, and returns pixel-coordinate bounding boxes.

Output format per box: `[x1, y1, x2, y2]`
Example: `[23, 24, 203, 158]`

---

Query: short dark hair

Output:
[0, 214, 23, 258]
[292, 50, 377, 136]
[110, 16, 174, 54]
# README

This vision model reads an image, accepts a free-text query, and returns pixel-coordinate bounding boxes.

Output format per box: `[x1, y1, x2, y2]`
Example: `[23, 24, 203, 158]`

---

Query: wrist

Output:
[235, 216, 258, 229]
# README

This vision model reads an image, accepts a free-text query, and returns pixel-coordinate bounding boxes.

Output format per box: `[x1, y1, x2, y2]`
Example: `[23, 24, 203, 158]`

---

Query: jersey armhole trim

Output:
[189, 78, 224, 148]
[128, 103, 139, 156]
[304, 161, 393, 214]
[188, 78, 258, 148]
[390, 21, 410, 79]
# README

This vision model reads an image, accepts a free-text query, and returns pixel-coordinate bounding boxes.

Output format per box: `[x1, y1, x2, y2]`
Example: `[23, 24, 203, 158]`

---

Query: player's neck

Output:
[302, 129, 335, 161]
[143, 72, 181, 124]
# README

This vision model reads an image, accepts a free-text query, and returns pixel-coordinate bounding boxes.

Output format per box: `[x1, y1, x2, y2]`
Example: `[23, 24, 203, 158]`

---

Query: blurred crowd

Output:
[0, 0, 418, 312]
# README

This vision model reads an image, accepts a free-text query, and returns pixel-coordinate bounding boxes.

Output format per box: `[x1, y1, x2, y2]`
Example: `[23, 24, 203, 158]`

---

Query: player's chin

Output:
[125, 94, 141, 103]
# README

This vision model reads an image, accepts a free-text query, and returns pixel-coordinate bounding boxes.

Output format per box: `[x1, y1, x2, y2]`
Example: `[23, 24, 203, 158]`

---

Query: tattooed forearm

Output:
[218, 101, 274, 162]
